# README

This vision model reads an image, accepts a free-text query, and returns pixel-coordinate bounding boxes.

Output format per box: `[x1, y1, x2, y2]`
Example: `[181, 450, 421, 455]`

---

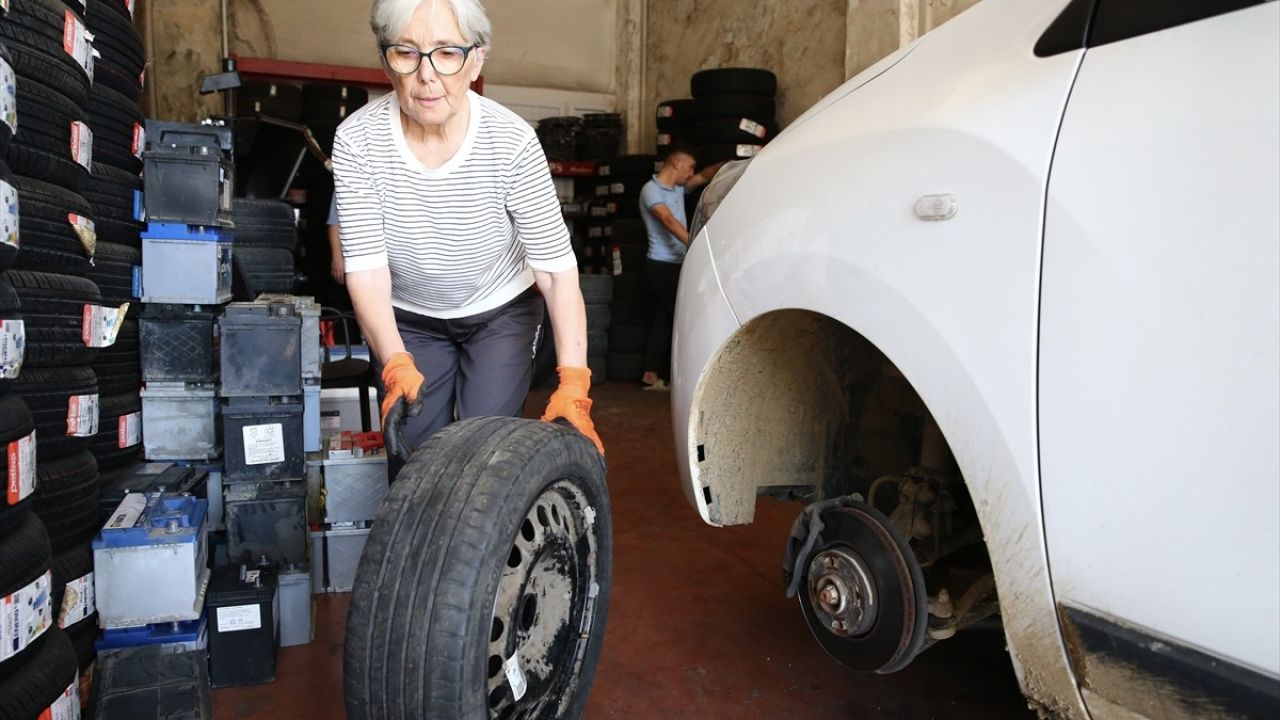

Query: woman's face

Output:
[386, 0, 485, 131]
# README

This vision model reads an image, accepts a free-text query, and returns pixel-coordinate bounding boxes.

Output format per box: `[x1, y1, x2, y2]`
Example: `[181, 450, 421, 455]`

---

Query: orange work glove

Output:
[541, 366, 605, 455]
[380, 351, 425, 430]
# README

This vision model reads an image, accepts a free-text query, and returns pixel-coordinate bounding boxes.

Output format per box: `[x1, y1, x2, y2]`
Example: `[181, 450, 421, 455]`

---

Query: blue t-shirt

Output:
[327, 194, 339, 226]
[639, 175, 688, 264]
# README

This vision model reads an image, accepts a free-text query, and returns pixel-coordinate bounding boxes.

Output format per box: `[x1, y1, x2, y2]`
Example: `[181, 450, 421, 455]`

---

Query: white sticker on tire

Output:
[66, 393, 99, 437]
[657, 105, 674, 119]
[243, 423, 285, 465]
[0, 571, 53, 663]
[5, 429, 35, 504]
[611, 245, 623, 276]
[737, 118, 768, 139]
[0, 58, 16, 136]
[41, 677, 80, 720]
[594, 184, 609, 197]
[61, 11, 93, 79]
[610, 182, 625, 194]
[125, 0, 137, 19]
[82, 304, 127, 348]
[131, 123, 145, 159]
[657, 133, 671, 146]
[69, 121, 93, 172]
[118, 411, 141, 449]
[1, 179, 18, 250]
[735, 144, 762, 158]
[0, 319, 24, 380]
[59, 572, 95, 628]
[67, 213, 96, 258]
[504, 654, 528, 701]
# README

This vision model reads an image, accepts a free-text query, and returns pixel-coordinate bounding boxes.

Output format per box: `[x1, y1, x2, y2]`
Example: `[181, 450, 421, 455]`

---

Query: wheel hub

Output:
[807, 548, 877, 637]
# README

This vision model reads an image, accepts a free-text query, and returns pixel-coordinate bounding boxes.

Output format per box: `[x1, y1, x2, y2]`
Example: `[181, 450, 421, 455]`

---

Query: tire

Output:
[609, 301, 651, 328]
[84, 1, 145, 102]
[609, 219, 645, 245]
[586, 331, 608, 356]
[609, 243, 646, 276]
[96, 0, 134, 19]
[48, 541, 92, 628]
[695, 143, 765, 166]
[0, 272, 21, 389]
[0, 45, 14, 155]
[0, 626, 77, 718]
[610, 273, 647, 304]
[11, 365, 97, 460]
[232, 198, 297, 248]
[587, 354, 607, 385]
[0, 0, 92, 107]
[238, 81, 303, 121]
[597, 154, 656, 179]
[606, 352, 644, 382]
[579, 274, 613, 304]
[10, 176, 95, 276]
[89, 391, 140, 471]
[92, 317, 137, 396]
[655, 99, 695, 131]
[585, 303, 611, 333]
[607, 324, 648, 355]
[32, 449, 99, 553]
[7, 270, 101, 368]
[0, 510, 53, 681]
[344, 417, 612, 720]
[0, 394, 36, 534]
[86, 84, 143, 174]
[231, 246, 296, 300]
[302, 83, 369, 120]
[6, 77, 90, 191]
[692, 118, 779, 146]
[81, 163, 143, 247]
[86, 242, 140, 317]
[690, 68, 778, 98]
[64, 611, 96, 670]
[0, 163, 16, 274]
[692, 95, 776, 123]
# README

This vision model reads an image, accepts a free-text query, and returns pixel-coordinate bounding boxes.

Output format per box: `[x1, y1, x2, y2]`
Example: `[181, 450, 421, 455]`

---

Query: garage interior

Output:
[4, 0, 1273, 719]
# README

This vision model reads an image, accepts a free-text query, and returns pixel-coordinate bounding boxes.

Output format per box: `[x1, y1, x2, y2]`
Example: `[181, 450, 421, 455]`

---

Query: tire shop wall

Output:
[638, 0, 980, 151]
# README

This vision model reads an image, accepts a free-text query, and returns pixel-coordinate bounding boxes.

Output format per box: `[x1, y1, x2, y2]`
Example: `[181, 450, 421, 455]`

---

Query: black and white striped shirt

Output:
[332, 90, 575, 319]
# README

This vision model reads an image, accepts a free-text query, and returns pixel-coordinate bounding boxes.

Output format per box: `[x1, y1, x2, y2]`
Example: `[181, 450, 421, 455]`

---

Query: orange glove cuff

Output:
[555, 366, 592, 396]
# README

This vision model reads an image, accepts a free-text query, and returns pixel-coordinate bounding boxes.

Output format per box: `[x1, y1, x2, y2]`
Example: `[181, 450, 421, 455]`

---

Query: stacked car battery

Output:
[309, 430, 388, 593]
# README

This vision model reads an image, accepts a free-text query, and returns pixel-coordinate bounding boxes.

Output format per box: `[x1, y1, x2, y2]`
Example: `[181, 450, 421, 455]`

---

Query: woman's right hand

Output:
[380, 351, 425, 429]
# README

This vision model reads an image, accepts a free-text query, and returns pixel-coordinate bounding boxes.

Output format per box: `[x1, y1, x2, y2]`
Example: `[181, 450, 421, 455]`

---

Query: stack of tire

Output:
[689, 67, 779, 166]
[655, 98, 695, 158]
[581, 274, 612, 383]
[577, 113, 623, 161]
[231, 198, 300, 301]
[590, 154, 655, 382]
[1, 0, 143, 711]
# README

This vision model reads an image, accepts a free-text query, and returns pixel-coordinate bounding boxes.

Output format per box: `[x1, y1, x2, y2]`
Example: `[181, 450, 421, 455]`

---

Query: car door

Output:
[1038, 1, 1279, 717]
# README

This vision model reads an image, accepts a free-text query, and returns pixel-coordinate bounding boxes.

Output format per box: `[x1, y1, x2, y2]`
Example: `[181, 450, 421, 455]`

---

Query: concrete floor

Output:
[213, 383, 1034, 719]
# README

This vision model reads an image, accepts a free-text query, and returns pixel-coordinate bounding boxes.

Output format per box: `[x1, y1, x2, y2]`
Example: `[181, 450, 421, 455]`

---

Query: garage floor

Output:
[212, 383, 1034, 719]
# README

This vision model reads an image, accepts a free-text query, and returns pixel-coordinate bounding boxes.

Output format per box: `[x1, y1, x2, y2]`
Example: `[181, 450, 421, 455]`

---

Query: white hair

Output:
[370, 0, 493, 47]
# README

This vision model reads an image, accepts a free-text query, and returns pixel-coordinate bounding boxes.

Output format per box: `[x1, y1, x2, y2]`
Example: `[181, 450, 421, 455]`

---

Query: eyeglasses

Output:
[380, 44, 477, 77]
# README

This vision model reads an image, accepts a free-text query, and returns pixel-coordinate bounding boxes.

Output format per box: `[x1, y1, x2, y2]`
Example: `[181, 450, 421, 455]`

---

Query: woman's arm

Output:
[345, 266, 406, 366]
[534, 267, 587, 367]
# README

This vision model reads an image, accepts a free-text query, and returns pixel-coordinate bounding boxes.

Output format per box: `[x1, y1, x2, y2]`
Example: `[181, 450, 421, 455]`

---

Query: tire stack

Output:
[655, 98, 695, 158]
[536, 116, 582, 162]
[577, 113, 622, 161]
[231, 198, 300, 301]
[689, 67, 779, 166]
[591, 155, 656, 382]
[580, 274, 612, 383]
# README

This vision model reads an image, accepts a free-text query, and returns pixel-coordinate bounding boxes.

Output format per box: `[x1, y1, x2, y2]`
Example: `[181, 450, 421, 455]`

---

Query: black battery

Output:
[91, 645, 213, 720]
[206, 564, 279, 687]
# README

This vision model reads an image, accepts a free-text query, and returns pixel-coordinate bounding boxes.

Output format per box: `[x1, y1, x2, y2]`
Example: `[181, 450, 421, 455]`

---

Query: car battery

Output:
[140, 382, 220, 460]
[98, 463, 207, 528]
[303, 380, 321, 451]
[140, 303, 220, 382]
[94, 493, 211, 628]
[304, 452, 325, 525]
[219, 299, 301, 398]
[206, 564, 279, 688]
[224, 481, 307, 566]
[277, 563, 312, 647]
[309, 523, 370, 593]
[91, 645, 213, 720]
[320, 386, 381, 435]
[256, 294, 321, 380]
[322, 451, 388, 525]
[143, 119, 234, 227]
[140, 224, 233, 305]
[96, 614, 208, 653]
[222, 397, 305, 483]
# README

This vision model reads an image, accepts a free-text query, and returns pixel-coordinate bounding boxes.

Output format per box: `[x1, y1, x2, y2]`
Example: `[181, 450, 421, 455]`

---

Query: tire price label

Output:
[735, 144, 762, 158]
[66, 393, 99, 437]
[38, 679, 80, 720]
[594, 184, 610, 197]
[117, 411, 141, 449]
[243, 423, 285, 465]
[67, 213, 96, 258]
[610, 182, 626, 194]
[657, 105, 674, 118]
[1, 571, 53, 663]
[69, 121, 94, 172]
[657, 133, 672, 146]
[5, 429, 35, 505]
[0, 57, 16, 135]
[611, 245, 623, 276]
[131, 123, 145, 158]
[587, 226, 603, 239]
[738, 118, 768, 139]
[1, 179, 18, 251]
[82, 303, 127, 348]
[0, 319, 25, 380]
[61, 10, 94, 80]
[58, 572, 95, 628]
[125, 0, 137, 19]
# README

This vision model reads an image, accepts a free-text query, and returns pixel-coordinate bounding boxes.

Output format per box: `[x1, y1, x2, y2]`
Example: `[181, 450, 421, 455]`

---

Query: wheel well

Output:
[690, 309, 956, 525]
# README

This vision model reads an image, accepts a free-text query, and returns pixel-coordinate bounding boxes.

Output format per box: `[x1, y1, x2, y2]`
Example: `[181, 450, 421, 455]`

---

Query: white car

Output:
[670, 0, 1279, 717]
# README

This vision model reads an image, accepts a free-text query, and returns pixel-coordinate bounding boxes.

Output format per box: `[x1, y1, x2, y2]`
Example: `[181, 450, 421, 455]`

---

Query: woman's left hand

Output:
[541, 366, 604, 455]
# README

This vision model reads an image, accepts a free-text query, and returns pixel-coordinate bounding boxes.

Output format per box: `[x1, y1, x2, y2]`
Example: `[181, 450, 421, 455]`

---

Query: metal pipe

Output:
[221, 0, 230, 59]
[145, 0, 159, 115]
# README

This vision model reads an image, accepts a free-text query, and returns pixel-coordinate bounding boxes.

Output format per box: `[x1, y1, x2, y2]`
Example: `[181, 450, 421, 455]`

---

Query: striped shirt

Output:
[332, 90, 575, 319]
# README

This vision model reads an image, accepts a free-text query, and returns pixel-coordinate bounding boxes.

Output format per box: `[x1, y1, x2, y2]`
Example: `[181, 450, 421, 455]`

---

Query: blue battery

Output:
[96, 614, 208, 653]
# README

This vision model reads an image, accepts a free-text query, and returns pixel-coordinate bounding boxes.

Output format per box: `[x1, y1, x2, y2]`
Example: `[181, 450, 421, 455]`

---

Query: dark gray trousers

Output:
[381, 287, 544, 469]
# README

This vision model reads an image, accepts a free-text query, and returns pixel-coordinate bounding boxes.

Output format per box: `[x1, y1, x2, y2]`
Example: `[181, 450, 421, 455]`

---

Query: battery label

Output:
[82, 303, 126, 348]
[1, 571, 53, 663]
[117, 411, 141, 448]
[58, 572, 95, 628]
[0, 57, 15, 136]
[69, 120, 93, 171]
[6, 430, 35, 505]
[216, 604, 262, 633]
[243, 423, 285, 465]
[0, 319, 24, 380]
[1, 179, 18, 251]
[66, 393, 99, 437]
[67, 212, 96, 258]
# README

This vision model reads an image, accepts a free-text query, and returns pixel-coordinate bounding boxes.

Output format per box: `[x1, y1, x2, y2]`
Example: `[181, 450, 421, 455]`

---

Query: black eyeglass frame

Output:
[379, 43, 479, 76]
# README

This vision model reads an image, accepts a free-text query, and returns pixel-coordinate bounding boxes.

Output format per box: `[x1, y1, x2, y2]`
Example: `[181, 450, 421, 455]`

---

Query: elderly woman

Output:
[333, 0, 603, 460]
